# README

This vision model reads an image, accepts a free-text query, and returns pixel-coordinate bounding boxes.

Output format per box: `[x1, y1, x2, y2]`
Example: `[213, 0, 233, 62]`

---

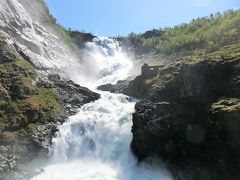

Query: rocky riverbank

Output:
[130, 44, 240, 180]
[0, 33, 100, 179]
[100, 43, 240, 180]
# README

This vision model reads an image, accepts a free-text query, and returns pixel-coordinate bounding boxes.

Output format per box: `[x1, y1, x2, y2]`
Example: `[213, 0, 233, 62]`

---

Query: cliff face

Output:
[0, 33, 100, 179]
[126, 44, 240, 180]
[0, 0, 80, 71]
[0, 1, 100, 178]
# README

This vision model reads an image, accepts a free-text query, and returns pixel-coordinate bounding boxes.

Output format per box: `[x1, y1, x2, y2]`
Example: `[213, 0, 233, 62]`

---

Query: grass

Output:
[0, 34, 62, 132]
[211, 98, 240, 113]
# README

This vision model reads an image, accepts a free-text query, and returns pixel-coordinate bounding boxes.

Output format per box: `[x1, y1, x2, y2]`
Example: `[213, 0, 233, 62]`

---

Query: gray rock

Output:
[97, 78, 134, 94]
[0, 146, 9, 153]
[129, 58, 240, 180]
[32, 123, 58, 149]
[49, 74, 100, 116]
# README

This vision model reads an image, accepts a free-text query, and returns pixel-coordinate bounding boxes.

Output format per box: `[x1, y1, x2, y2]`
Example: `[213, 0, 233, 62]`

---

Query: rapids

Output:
[31, 37, 172, 180]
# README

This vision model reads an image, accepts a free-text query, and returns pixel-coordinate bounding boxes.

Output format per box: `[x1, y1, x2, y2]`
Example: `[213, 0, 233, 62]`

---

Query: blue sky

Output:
[45, 0, 240, 36]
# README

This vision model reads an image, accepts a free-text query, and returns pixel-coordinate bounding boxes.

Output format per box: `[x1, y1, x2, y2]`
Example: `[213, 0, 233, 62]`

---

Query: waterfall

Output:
[0, 1, 171, 179]
[0, 0, 81, 73]
[31, 37, 172, 180]
[68, 37, 134, 87]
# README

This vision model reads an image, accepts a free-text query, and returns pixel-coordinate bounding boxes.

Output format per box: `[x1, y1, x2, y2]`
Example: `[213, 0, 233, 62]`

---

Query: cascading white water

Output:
[68, 37, 134, 87]
[0, 0, 81, 73]
[32, 37, 172, 180]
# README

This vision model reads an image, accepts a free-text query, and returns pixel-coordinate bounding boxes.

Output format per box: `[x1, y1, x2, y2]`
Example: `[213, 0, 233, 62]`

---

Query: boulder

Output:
[97, 80, 130, 93]
[49, 74, 100, 115]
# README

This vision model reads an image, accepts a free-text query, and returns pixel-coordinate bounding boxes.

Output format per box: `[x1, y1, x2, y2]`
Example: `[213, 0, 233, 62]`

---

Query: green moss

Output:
[0, 36, 62, 132]
[161, 43, 240, 69]
[14, 58, 35, 75]
[7, 102, 20, 114]
[38, 0, 80, 56]
[2, 131, 16, 142]
[211, 98, 240, 113]
[133, 43, 240, 102]
[19, 88, 62, 123]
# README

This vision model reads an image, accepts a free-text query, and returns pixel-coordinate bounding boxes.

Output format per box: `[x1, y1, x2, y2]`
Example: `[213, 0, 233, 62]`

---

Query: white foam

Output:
[0, 1, 173, 178]
[69, 37, 133, 87]
[32, 91, 172, 180]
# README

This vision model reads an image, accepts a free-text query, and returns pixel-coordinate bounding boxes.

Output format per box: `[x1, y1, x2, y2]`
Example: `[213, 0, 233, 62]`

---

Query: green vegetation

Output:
[211, 98, 240, 113]
[126, 42, 240, 100]
[39, 0, 81, 55]
[40, 0, 95, 53]
[0, 35, 62, 134]
[68, 30, 95, 48]
[120, 9, 240, 58]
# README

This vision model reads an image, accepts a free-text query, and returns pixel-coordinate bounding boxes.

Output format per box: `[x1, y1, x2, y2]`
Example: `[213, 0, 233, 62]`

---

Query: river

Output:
[31, 37, 172, 180]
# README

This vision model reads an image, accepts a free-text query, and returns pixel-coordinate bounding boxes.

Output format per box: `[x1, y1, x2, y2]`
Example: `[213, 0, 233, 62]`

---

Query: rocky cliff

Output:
[134, 45, 240, 180]
[0, 1, 102, 179]
[0, 32, 100, 179]
[107, 44, 240, 180]
[0, 0, 81, 72]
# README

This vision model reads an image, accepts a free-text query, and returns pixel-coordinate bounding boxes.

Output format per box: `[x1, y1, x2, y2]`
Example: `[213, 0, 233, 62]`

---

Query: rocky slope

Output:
[0, 1, 102, 179]
[102, 44, 240, 180]
[0, 32, 100, 179]
[129, 44, 240, 180]
[0, 0, 81, 72]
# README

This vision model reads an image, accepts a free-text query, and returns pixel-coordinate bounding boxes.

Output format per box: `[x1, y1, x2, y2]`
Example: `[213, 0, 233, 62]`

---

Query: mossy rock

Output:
[1, 131, 16, 143]
[211, 98, 240, 113]
[0, 33, 63, 136]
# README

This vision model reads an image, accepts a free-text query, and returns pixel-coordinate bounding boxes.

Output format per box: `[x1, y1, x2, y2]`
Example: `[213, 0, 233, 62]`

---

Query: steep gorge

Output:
[102, 44, 240, 180]
[0, 0, 101, 179]
[1, 0, 240, 180]
[0, 1, 173, 179]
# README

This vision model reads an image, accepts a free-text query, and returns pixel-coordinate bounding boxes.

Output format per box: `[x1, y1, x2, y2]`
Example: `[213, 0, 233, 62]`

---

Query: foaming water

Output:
[69, 37, 133, 87]
[32, 37, 172, 180]
[32, 91, 171, 180]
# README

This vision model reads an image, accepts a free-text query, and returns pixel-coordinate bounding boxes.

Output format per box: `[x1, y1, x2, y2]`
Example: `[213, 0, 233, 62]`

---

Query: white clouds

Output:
[190, 0, 212, 7]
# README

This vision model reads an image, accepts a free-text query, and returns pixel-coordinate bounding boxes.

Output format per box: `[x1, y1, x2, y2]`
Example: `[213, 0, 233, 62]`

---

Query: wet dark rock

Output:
[97, 80, 130, 93]
[31, 123, 58, 149]
[0, 33, 100, 179]
[69, 31, 96, 48]
[128, 45, 240, 180]
[49, 74, 100, 115]
[97, 75, 136, 94]
[0, 47, 16, 63]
